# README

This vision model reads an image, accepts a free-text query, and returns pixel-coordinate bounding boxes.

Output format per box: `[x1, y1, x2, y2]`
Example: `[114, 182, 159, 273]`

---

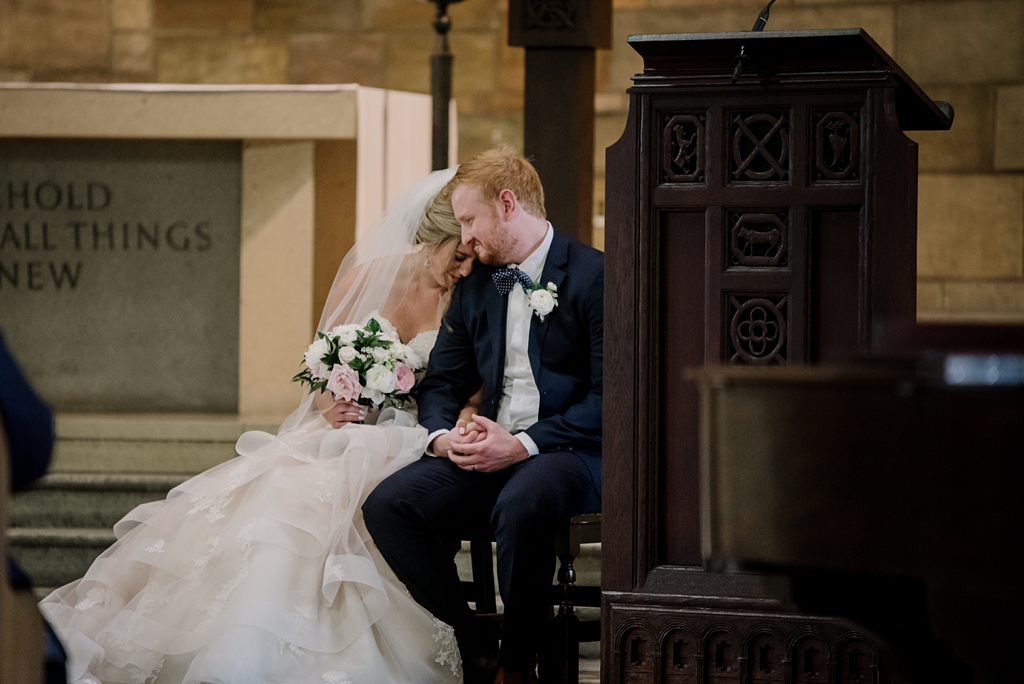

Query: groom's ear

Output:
[497, 188, 518, 219]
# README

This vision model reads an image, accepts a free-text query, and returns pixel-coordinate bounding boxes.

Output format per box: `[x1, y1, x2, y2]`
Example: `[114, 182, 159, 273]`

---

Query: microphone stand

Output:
[732, 0, 777, 84]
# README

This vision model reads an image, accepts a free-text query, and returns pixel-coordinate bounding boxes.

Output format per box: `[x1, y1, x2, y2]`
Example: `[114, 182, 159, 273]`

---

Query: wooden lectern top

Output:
[628, 29, 954, 131]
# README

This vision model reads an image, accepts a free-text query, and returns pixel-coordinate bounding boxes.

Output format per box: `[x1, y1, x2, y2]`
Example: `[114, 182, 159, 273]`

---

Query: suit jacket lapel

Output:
[528, 231, 569, 386]
[481, 267, 509, 418]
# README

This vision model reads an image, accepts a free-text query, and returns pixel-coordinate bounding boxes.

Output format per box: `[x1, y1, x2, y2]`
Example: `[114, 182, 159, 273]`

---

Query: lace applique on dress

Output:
[193, 522, 264, 632]
[321, 671, 352, 684]
[187, 494, 231, 523]
[75, 588, 105, 612]
[136, 583, 172, 617]
[324, 563, 346, 583]
[144, 540, 165, 554]
[311, 467, 335, 504]
[432, 618, 461, 677]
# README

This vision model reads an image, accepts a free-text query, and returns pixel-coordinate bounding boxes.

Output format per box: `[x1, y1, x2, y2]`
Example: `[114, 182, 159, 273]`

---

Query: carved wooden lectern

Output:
[603, 30, 952, 684]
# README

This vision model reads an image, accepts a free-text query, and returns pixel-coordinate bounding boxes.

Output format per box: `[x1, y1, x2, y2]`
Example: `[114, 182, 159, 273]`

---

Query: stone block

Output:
[0, 0, 109, 71]
[112, 32, 154, 76]
[457, 112, 524, 163]
[897, 1, 1024, 85]
[363, 0, 499, 31]
[595, 111, 629, 175]
[254, 0, 360, 32]
[111, 0, 152, 30]
[614, 0, 648, 7]
[995, 85, 1024, 171]
[154, 0, 252, 32]
[386, 30, 497, 97]
[942, 280, 1024, 321]
[906, 86, 995, 172]
[288, 32, 386, 86]
[156, 36, 288, 84]
[453, 31, 499, 96]
[767, 5, 895, 55]
[917, 174, 1024, 279]
[916, 280, 943, 316]
[609, 8, 760, 94]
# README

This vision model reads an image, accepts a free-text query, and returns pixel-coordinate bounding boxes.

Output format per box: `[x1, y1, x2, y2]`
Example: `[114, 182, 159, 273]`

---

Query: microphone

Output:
[732, 0, 777, 83]
[751, 0, 777, 31]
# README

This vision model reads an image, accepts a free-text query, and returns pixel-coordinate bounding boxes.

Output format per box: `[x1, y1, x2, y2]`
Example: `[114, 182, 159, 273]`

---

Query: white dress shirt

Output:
[427, 224, 554, 457]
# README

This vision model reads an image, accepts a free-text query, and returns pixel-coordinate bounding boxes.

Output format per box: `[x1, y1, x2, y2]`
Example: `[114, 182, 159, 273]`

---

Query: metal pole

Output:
[428, 1, 461, 171]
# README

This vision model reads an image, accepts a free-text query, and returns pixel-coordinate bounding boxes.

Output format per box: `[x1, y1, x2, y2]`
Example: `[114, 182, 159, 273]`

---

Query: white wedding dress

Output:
[39, 327, 462, 684]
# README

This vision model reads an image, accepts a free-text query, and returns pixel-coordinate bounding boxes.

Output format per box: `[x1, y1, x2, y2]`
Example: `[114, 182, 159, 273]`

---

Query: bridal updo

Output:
[413, 191, 461, 251]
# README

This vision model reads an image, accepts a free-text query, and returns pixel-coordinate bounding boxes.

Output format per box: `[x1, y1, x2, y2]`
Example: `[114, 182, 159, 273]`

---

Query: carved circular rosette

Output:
[729, 295, 787, 365]
[732, 113, 789, 182]
[814, 110, 859, 181]
[662, 113, 706, 183]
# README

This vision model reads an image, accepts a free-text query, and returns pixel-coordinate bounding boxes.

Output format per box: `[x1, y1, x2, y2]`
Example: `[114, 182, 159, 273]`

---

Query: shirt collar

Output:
[511, 223, 554, 283]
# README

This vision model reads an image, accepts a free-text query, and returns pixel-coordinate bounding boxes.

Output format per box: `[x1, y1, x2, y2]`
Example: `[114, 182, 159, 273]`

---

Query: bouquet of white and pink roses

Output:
[293, 318, 424, 409]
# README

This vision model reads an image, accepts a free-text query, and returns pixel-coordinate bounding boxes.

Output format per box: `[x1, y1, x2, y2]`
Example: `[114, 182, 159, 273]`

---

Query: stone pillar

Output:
[509, 0, 611, 244]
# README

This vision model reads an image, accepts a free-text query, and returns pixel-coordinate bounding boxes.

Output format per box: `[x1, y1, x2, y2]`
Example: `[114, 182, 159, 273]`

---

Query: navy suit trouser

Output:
[363, 450, 601, 669]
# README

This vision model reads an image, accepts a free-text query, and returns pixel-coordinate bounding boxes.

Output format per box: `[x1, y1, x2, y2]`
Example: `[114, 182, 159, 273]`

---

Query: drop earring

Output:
[424, 258, 431, 268]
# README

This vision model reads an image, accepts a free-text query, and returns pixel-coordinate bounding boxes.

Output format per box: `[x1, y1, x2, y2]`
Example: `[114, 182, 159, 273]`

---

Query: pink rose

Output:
[393, 362, 415, 394]
[327, 364, 362, 402]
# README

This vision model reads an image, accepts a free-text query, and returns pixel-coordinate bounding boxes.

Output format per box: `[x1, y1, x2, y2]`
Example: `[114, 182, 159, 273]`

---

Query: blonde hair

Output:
[444, 144, 546, 219]
[414, 191, 461, 250]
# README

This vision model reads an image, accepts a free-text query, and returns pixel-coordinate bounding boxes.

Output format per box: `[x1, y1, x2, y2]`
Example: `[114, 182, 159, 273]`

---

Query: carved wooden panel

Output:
[813, 110, 860, 183]
[727, 211, 789, 269]
[792, 632, 831, 684]
[730, 112, 790, 183]
[705, 629, 742, 684]
[727, 294, 789, 365]
[661, 628, 698, 684]
[662, 114, 706, 184]
[608, 600, 901, 684]
[749, 632, 787, 683]
[525, 0, 576, 30]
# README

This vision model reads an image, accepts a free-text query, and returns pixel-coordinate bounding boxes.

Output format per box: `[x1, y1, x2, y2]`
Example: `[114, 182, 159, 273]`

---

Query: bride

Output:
[40, 168, 474, 684]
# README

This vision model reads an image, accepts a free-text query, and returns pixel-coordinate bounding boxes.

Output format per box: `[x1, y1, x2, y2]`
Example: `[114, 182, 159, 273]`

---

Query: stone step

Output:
[51, 413, 278, 474]
[10, 473, 188, 529]
[7, 528, 118, 589]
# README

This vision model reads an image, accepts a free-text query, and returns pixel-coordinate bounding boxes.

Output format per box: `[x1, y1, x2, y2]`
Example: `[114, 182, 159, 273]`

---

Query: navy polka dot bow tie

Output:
[491, 266, 534, 295]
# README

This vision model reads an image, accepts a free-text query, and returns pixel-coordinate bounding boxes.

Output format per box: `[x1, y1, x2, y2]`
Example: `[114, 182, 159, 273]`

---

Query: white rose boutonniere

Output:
[528, 282, 558, 321]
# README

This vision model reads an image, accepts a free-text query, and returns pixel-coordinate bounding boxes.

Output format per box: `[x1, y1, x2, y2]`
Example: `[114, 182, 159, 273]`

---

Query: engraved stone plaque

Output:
[0, 139, 241, 412]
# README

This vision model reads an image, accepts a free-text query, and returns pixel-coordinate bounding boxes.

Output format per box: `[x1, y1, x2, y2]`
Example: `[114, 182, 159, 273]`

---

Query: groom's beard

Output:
[473, 213, 521, 266]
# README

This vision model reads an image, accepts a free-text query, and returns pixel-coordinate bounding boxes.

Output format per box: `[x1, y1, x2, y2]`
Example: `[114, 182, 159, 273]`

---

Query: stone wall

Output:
[2, 0, 1021, 322]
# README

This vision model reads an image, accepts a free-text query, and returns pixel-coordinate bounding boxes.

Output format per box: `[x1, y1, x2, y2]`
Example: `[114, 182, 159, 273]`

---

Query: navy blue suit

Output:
[364, 230, 603, 670]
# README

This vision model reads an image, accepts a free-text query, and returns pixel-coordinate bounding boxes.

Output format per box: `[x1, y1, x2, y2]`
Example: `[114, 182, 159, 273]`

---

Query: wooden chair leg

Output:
[541, 556, 580, 684]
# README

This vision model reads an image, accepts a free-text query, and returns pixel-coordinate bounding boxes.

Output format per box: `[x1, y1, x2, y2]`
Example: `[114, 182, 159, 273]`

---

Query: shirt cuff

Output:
[425, 429, 450, 456]
[515, 432, 540, 457]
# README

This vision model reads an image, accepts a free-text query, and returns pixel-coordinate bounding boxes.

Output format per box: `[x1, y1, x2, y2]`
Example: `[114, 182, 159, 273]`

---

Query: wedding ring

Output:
[470, 464, 476, 471]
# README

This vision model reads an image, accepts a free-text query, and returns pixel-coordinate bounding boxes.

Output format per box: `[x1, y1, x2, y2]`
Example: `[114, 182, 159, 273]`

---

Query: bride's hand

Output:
[322, 398, 367, 428]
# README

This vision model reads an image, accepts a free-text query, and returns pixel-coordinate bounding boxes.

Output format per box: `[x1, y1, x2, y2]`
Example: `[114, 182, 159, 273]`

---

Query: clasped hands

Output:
[432, 415, 529, 473]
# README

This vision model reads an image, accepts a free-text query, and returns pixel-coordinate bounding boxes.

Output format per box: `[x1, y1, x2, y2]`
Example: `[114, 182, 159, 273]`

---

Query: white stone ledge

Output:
[55, 413, 279, 442]
[0, 83, 365, 140]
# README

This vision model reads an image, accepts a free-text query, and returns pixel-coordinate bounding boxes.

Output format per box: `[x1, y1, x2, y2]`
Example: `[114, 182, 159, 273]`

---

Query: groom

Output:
[363, 146, 602, 684]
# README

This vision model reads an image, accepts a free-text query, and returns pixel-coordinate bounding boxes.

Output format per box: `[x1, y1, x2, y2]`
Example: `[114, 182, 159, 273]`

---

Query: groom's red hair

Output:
[445, 144, 547, 219]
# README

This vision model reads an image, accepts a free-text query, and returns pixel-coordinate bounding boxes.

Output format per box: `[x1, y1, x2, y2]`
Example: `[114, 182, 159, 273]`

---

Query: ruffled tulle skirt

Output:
[39, 410, 463, 684]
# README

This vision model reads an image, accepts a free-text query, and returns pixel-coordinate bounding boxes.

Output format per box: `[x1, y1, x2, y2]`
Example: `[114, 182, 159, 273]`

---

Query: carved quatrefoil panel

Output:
[727, 294, 788, 365]
[728, 211, 789, 269]
[731, 112, 790, 182]
[662, 113, 706, 183]
[814, 110, 860, 182]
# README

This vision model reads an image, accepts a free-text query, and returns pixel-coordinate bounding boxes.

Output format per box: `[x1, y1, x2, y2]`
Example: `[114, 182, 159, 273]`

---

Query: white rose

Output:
[360, 387, 385, 405]
[529, 289, 556, 317]
[403, 347, 424, 370]
[337, 346, 358, 364]
[304, 338, 330, 379]
[371, 347, 391, 364]
[336, 327, 359, 345]
[375, 317, 399, 337]
[364, 364, 396, 393]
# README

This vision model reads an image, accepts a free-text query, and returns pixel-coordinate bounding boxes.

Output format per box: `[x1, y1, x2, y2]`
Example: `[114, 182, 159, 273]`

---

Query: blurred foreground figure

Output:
[0, 331, 68, 684]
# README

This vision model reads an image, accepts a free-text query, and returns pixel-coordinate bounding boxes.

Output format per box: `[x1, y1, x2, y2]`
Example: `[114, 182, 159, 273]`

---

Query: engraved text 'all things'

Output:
[0, 180, 213, 292]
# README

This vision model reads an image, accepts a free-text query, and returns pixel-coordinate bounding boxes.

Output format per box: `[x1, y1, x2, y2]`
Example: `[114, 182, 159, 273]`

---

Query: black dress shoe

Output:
[463, 658, 497, 684]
